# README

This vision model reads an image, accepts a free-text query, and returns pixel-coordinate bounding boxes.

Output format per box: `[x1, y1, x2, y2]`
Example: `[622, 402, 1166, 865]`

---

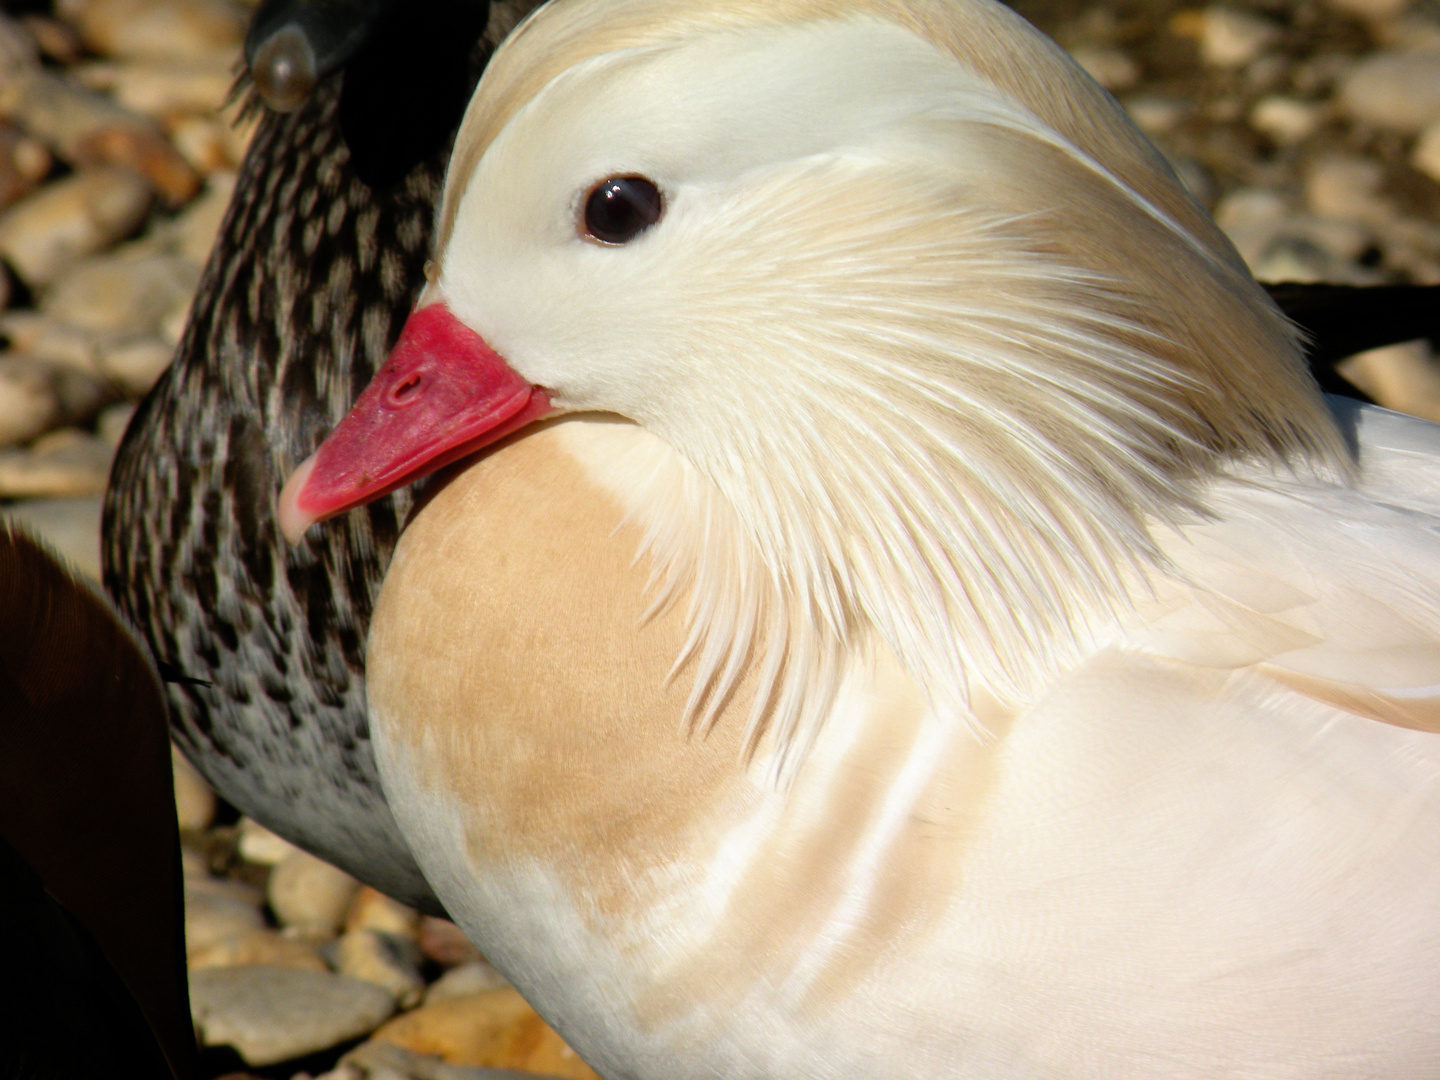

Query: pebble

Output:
[77, 59, 235, 120]
[1337, 341, 1440, 421]
[0, 66, 198, 204]
[1069, 45, 1139, 90]
[0, 166, 151, 286]
[190, 967, 396, 1067]
[44, 250, 199, 336]
[1304, 153, 1392, 223]
[96, 400, 135, 446]
[329, 929, 428, 1009]
[1122, 95, 1192, 136]
[423, 962, 510, 1006]
[1413, 118, 1440, 184]
[184, 879, 266, 957]
[238, 815, 301, 865]
[172, 742, 216, 830]
[0, 494, 102, 577]
[1322, 0, 1412, 19]
[1213, 186, 1291, 267]
[1249, 96, 1324, 144]
[1200, 7, 1281, 68]
[347, 887, 423, 939]
[0, 427, 112, 498]
[0, 123, 52, 209]
[325, 1040, 554, 1080]
[1, 313, 101, 375]
[0, 13, 40, 74]
[268, 847, 362, 938]
[369, 989, 600, 1079]
[97, 334, 175, 394]
[1338, 51, 1440, 133]
[57, 0, 246, 64]
[19, 15, 83, 64]
[417, 917, 482, 969]
[188, 928, 330, 973]
[0, 357, 67, 446]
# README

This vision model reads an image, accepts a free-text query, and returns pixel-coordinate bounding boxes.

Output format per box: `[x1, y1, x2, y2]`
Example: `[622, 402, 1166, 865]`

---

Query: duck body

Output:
[276, 0, 1440, 1074]
[103, 74, 442, 908]
[367, 410, 1440, 1080]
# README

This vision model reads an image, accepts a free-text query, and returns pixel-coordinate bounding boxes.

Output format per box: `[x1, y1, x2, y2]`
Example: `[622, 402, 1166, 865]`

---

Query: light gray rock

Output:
[98, 334, 174, 395]
[56, 0, 245, 63]
[44, 251, 199, 336]
[0, 427, 111, 497]
[1338, 51, 1440, 133]
[0, 495, 102, 577]
[328, 929, 427, 1009]
[190, 967, 395, 1067]
[268, 848, 361, 938]
[423, 961, 510, 1006]
[184, 880, 265, 957]
[0, 167, 151, 285]
[1200, 7, 1280, 68]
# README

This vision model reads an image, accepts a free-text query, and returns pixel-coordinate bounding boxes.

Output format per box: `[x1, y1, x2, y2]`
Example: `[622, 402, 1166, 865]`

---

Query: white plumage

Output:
[279, 1, 1440, 1076]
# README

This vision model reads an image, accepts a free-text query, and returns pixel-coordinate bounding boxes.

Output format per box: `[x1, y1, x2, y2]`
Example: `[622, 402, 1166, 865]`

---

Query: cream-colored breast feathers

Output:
[356, 2, 1440, 1077]
[426, 0, 1352, 780]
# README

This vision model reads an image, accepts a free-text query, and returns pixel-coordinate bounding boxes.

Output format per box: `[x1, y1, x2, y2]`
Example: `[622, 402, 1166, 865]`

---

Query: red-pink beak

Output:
[277, 303, 552, 543]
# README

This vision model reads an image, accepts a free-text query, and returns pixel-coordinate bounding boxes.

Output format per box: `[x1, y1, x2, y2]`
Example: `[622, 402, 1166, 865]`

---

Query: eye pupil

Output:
[583, 175, 663, 244]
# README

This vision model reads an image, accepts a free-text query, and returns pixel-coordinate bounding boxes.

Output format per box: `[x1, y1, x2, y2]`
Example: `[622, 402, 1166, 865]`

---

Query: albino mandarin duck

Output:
[273, 0, 1440, 1075]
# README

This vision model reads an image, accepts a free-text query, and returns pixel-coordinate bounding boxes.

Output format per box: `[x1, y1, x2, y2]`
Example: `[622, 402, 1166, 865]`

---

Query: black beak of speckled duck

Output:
[100, 0, 1437, 918]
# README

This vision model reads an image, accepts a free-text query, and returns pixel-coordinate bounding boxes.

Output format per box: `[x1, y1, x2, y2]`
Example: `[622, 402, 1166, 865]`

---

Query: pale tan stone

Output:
[268, 848, 361, 937]
[346, 887, 422, 939]
[188, 928, 329, 973]
[172, 742, 215, 830]
[57, 0, 245, 63]
[0, 167, 151, 285]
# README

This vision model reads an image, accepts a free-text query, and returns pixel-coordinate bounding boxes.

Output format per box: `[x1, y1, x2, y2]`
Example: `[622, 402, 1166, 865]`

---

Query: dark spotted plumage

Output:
[104, 73, 441, 908]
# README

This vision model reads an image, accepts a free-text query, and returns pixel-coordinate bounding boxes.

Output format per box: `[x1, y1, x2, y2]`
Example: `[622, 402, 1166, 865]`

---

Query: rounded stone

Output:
[190, 966, 396, 1067]
[268, 847, 361, 937]
[1338, 52, 1440, 133]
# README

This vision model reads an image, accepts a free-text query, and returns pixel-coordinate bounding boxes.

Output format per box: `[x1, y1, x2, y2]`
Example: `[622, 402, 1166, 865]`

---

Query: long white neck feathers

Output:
[436, 0, 1352, 784]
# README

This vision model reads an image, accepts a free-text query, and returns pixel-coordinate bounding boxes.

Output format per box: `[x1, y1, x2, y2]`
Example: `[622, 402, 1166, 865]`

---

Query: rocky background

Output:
[0, 0, 1436, 1075]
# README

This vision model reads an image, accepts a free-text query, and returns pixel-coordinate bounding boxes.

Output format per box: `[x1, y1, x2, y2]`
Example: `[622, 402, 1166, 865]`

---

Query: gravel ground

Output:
[0, 0, 1437, 1075]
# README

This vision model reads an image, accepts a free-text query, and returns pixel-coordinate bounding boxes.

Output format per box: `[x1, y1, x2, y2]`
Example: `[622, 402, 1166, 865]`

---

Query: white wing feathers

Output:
[1126, 399, 1440, 734]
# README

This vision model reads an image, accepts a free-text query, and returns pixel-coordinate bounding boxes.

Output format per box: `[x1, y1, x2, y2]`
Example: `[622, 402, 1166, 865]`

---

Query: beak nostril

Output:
[390, 375, 423, 405]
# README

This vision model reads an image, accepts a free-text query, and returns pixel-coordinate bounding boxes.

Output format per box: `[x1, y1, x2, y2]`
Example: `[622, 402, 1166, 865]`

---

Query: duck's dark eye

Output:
[583, 175, 663, 245]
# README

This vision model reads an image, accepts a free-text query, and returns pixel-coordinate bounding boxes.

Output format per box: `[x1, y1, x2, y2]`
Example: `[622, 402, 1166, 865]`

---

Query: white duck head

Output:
[280, 0, 1350, 779]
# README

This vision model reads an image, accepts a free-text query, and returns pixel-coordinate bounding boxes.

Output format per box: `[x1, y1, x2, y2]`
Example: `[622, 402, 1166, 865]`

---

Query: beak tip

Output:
[277, 454, 320, 545]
